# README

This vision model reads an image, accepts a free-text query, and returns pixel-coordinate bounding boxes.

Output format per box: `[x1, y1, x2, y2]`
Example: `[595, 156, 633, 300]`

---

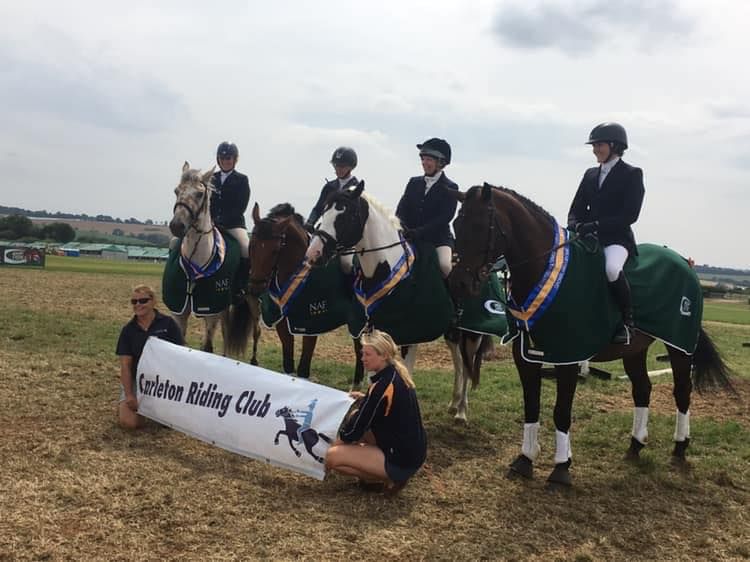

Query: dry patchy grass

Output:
[1, 268, 749, 561]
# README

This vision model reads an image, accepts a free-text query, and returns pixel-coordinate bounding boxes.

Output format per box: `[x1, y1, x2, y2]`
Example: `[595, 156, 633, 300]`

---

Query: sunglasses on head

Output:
[131, 297, 151, 305]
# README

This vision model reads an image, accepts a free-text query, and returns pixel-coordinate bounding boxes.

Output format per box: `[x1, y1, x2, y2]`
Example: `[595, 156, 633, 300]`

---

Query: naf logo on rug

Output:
[680, 296, 692, 317]
[215, 277, 231, 293]
[309, 300, 328, 316]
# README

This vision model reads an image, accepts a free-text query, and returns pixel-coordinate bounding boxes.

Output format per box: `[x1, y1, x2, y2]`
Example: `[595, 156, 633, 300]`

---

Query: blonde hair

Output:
[360, 329, 415, 389]
[131, 284, 156, 301]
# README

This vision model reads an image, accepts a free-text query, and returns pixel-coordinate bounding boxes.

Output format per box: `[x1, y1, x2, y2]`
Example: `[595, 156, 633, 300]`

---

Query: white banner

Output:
[137, 337, 354, 479]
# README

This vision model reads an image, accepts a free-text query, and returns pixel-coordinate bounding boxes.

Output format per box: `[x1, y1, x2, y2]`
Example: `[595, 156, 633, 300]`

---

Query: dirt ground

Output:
[1, 268, 749, 561]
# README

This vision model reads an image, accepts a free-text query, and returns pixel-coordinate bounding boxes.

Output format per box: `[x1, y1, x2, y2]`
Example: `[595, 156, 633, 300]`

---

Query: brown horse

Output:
[249, 202, 362, 381]
[449, 183, 733, 486]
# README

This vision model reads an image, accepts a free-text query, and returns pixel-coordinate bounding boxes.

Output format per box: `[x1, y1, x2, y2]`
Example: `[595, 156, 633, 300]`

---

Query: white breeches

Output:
[604, 244, 628, 282]
[227, 228, 250, 258]
[437, 245, 453, 278]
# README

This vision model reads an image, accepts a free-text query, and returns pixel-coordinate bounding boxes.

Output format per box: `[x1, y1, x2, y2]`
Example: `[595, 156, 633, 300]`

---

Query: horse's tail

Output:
[692, 327, 734, 393]
[318, 432, 332, 444]
[224, 297, 257, 358]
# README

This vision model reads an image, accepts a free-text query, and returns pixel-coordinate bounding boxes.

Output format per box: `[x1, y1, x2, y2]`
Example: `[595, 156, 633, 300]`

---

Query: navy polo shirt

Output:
[115, 310, 184, 377]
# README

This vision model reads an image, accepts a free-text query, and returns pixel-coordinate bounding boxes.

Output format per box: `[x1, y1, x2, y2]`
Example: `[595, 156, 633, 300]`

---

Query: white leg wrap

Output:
[631, 407, 649, 444]
[674, 410, 690, 442]
[521, 422, 540, 461]
[554, 429, 572, 464]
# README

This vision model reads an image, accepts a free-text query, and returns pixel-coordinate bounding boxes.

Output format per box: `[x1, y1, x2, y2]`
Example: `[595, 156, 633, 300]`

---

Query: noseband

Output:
[173, 179, 212, 235]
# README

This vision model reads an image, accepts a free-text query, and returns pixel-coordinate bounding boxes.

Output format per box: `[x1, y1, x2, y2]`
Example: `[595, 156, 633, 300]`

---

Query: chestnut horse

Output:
[249, 202, 361, 381]
[449, 183, 732, 486]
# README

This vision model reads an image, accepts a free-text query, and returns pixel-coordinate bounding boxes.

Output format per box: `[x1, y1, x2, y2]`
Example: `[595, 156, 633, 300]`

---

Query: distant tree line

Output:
[0, 205, 164, 225]
[0, 214, 75, 243]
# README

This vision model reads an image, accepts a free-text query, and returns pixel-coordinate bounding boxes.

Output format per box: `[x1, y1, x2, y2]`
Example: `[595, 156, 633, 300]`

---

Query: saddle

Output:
[162, 230, 240, 316]
[503, 241, 703, 364]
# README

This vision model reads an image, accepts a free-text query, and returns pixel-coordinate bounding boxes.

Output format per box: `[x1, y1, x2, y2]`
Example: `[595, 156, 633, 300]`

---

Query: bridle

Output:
[173, 178, 214, 264]
[312, 197, 407, 262]
[454, 190, 580, 288]
[249, 220, 288, 289]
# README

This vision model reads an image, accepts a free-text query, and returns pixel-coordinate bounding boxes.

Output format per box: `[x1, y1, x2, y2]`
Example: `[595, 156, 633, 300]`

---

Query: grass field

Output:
[1, 260, 749, 560]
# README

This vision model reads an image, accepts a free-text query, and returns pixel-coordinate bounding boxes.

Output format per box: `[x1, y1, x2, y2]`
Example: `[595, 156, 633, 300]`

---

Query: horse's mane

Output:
[266, 203, 304, 226]
[360, 192, 402, 231]
[467, 184, 553, 224]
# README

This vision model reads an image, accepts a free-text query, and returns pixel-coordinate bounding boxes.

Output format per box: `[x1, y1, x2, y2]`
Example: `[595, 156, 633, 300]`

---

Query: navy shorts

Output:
[385, 458, 421, 484]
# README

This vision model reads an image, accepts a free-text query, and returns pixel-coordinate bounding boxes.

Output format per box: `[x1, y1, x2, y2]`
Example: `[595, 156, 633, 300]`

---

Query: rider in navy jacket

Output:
[396, 138, 458, 277]
[306, 147, 359, 229]
[211, 141, 251, 299]
[567, 123, 645, 342]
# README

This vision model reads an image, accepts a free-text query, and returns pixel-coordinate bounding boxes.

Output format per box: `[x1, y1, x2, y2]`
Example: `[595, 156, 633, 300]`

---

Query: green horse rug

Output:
[503, 240, 702, 364]
[162, 229, 240, 316]
[348, 241, 508, 345]
[260, 258, 352, 336]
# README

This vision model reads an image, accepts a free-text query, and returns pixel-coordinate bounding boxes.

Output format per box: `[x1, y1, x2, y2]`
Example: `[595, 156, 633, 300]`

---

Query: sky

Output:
[0, 0, 748, 269]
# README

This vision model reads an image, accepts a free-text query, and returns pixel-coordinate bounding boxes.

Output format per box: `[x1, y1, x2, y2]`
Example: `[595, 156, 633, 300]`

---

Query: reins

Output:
[173, 179, 214, 265]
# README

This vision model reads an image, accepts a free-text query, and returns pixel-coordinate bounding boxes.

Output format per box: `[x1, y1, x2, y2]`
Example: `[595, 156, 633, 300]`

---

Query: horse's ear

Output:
[201, 166, 215, 186]
[481, 183, 493, 202]
[182, 161, 190, 173]
[352, 179, 365, 198]
[252, 202, 261, 224]
[449, 189, 466, 203]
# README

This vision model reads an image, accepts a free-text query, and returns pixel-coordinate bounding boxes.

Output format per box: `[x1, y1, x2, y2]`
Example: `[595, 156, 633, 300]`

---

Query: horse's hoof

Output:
[507, 454, 534, 480]
[295, 451, 301, 457]
[274, 440, 279, 446]
[546, 459, 572, 488]
[672, 438, 690, 459]
[624, 437, 645, 462]
[453, 413, 467, 424]
[447, 404, 458, 415]
[250, 358, 258, 366]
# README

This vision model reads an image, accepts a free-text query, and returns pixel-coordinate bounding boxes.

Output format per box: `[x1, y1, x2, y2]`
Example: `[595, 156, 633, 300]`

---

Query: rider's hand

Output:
[303, 223, 315, 234]
[576, 221, 598, 236]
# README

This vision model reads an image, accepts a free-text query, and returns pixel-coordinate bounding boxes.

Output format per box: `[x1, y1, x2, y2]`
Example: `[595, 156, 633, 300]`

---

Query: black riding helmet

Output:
[417, 137, 451, 165]
[217, 141, 239, 159]
[586, 123, 628, 150]
[330, 146, 358, 168]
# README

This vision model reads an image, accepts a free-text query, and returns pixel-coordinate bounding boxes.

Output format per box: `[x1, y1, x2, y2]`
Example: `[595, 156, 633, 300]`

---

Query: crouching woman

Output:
[325, 329, 427, 494]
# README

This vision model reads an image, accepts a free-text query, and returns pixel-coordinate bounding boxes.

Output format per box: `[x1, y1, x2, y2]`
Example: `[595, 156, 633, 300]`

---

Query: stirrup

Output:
[612, 324, 630, 344]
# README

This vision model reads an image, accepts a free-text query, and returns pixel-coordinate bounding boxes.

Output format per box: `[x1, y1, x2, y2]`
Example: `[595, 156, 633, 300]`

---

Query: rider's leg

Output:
[604, 244, 633, 342]
[227, 227, 251, 298]
[436, 245, 453, 278]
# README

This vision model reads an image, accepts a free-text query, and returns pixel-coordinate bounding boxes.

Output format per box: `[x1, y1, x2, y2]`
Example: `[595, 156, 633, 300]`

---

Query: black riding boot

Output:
[234, 257, 250, 303]
[609, 272, 634, 344]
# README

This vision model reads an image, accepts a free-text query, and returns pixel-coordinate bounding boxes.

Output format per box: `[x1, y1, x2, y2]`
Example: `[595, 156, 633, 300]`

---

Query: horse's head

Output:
[449, 183, 505, 297]
[248, 203, 305, 296]
[305, 180, 368, 265]
[275, 406, 291, 418]
[170, 161, 215, 238]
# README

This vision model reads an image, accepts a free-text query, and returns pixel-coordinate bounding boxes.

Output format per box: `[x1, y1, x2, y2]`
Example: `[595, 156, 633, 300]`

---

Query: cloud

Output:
[491, 0, 694, 55]
[0, 35, 187, 134]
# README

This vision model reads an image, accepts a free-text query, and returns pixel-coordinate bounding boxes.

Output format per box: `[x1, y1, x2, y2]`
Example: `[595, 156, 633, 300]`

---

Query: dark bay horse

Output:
[449, 183, 733, 486]
[304, 181, 490, 421]
[249, 202, 361, 381]
[166, 162, 261, 361]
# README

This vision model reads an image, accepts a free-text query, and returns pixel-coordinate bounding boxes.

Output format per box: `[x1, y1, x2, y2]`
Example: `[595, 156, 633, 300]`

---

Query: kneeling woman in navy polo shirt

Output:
[325, 329, 427, 495]
[115, 284, 184, 429]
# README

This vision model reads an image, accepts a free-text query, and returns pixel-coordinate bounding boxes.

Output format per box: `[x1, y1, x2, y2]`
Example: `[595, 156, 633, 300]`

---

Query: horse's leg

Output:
[546, 364, 579, 487]
[248, 296, 261, 366]
[351, 338, 364, 392]
[275, 322, 296, 374]
[446, 332, 465, 416]
[172, 311, 189, 342]
[202, 315, 221, 353]
[508, 339, 543, 480]
[449, 331, 484, 423]
[402, 345, 418, 375]
[297, 336, 318, 379]
[666, 345, 693, 463]
[622, 350, 652, 460]
[302, 431, 323, 463]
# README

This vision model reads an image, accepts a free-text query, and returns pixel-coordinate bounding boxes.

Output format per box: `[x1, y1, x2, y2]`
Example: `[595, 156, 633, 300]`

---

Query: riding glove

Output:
[575, 221, 598, 236]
